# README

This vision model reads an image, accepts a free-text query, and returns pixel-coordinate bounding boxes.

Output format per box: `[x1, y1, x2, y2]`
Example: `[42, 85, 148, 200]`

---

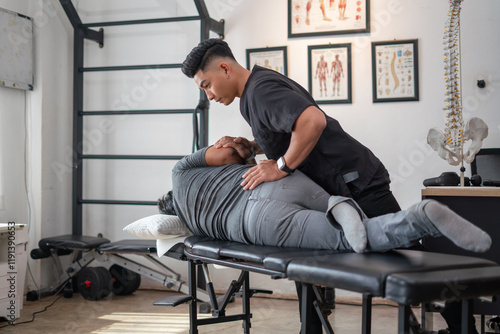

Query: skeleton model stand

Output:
[427, 0, 488, 186]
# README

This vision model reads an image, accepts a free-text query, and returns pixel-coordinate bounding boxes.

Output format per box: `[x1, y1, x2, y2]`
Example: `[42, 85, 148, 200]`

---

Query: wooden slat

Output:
[422, 186, 500, 197]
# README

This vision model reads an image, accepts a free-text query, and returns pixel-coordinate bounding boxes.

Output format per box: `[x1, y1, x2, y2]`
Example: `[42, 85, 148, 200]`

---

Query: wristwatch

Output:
[277, 156, 295, 174]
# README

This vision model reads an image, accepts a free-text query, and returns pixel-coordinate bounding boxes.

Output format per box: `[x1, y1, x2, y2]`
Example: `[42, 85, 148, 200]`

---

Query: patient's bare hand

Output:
[215, 136, 257, 151]
[214, 136, 254, 160]
[215, 136, 242, 149]
[241, 159, 287, 190]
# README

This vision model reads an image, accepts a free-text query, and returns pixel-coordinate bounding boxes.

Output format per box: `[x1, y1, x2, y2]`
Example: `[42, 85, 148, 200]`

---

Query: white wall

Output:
[1, 0, 499, 298]
[0, 0, 73, 289]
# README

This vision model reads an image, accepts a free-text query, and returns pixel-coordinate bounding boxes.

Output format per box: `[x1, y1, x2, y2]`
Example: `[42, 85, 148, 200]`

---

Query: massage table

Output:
[157, 235, 500, 334]
[29, 234, 500, 333]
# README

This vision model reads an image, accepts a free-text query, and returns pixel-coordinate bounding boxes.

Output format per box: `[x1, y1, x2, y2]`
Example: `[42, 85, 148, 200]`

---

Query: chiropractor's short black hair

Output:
[181, 38, 236, 78]
[158, 191, 176, 215]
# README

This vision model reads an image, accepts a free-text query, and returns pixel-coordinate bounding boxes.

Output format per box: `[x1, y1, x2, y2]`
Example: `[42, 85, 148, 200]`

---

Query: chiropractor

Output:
[181, 38, 400, 223]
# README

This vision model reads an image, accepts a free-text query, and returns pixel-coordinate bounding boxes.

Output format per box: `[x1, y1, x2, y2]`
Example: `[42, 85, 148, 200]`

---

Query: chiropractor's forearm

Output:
[283, 106, 326, 169]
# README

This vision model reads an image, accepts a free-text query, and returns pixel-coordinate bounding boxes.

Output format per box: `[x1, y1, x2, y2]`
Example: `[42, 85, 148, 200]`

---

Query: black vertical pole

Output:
[198, 24, 209, 148]
[398, 305, 411, 334]
[242, 271, 251, 333]
[72, 28, 84, 236]
[361, 293, 372, 334]
[461, 299, 472, 334]
[196, 0, 214, 148]
[301, 283, 315, 334]
[189, 261, 199, 334]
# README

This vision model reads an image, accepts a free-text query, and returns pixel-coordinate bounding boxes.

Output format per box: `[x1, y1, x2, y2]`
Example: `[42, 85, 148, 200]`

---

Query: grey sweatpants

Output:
[242, 170, 441, 252]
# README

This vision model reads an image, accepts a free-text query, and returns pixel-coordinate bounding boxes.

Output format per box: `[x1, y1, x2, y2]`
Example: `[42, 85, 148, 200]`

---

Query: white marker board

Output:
[0, 7, 33, 91]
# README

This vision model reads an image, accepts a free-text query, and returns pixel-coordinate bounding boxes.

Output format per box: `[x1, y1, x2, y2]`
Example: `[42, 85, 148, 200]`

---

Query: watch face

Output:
[277, 157, 285, 169]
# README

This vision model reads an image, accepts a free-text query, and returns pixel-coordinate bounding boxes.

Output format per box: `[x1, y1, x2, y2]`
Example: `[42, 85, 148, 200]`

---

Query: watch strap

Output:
[278, 156, 295, 174]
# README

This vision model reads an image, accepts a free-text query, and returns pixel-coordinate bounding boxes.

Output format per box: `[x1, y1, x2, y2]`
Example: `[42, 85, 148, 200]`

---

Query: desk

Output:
[422, 187, 500, 314]
[0, 223, 28, 322]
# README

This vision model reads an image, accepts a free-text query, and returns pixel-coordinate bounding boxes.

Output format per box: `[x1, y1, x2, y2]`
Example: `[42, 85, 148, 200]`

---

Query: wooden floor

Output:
[0, 289, 471, 334]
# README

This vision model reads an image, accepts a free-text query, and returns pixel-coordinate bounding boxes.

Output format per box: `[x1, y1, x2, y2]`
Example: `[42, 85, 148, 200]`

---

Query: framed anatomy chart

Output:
[308, 43, 352, 104]
[288, 0, 370, 38]
[246, 46, 288, 76]
[371, 39, 419, 103]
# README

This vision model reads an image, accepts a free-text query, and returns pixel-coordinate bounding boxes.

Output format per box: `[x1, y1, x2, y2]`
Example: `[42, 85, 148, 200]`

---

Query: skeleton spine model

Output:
[427, 0, 488, 184]
[443, 0, 464, 151]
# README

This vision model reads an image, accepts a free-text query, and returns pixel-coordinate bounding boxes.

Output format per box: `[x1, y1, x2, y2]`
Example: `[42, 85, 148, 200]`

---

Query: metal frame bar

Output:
[59, 0, 224, 235]
[80, 154, 185, 160]
[398, 301, 475, 334]
[312, 285, 334, 334]
[82, 64, 181, 72]
[398, 305, 411, 334]
[187, 261, 252, 333]
[80, 109, 195, 115]
[361, 293, 372, 334]
[82, 16, 201, 28]
[79, 200, 157, 206]
[72, 22, 85, 236]
[60, 0, 103, 46]
[195, 0, 224, 148]
[461, 299, 473, 334]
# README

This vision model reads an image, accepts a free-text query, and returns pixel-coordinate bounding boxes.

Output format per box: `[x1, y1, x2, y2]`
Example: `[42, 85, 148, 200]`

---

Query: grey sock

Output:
[330, 201, 367, 253]
[423, 200, 492, 253]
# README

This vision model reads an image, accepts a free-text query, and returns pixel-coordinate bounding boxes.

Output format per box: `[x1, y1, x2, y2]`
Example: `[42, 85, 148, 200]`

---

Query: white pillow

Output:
[123, 214, 193, 240]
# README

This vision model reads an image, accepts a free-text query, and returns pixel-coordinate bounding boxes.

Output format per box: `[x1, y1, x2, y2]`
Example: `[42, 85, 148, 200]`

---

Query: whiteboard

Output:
[0, 7, 33, 91]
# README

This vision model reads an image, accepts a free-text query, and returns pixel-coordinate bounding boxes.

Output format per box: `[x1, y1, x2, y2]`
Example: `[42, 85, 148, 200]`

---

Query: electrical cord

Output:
[0, 282, 66, 329]
[0, 293, 64, 329]
[24, 91, 41, 295]
[0, 87, 67, 330]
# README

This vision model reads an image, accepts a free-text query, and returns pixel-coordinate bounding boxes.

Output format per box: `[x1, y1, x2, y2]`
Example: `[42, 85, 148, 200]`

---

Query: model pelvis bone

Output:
[427, 117, 488, 166]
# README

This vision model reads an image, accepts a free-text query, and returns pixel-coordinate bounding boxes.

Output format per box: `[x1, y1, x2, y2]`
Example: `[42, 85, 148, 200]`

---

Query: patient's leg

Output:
[364, 199, 491, 253]
[421, 200, 491, 253]
[327, 197, 367, 253]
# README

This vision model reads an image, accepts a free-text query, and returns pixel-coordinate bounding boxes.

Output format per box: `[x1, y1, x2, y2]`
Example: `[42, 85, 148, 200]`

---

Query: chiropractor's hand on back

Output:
[241, 159, 288, 190]
[214, 135, 284, 189]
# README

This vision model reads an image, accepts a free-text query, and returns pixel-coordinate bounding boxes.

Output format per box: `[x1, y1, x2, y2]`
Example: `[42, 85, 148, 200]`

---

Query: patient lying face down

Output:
[159, 144, 491, 254]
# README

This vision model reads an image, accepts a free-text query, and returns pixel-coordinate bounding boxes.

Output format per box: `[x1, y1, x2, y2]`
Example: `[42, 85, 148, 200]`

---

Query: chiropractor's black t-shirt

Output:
[240, 65, 383, 198]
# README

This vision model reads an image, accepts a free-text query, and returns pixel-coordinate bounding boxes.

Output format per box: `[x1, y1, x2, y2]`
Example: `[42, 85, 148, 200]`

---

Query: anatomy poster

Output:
[246, 47, 288, 76]
[308, 44, 351, 104]
[289, 0, 369, 37]
[372, 40, 419, 102]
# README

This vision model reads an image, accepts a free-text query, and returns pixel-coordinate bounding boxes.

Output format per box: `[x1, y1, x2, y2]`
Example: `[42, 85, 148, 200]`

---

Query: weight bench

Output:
[158, 235, 500, 334]
[28, 235, 209, 302]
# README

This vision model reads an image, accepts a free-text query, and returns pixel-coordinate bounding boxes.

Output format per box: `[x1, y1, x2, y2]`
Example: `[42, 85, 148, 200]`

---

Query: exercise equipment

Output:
[28, 235, 210, 303]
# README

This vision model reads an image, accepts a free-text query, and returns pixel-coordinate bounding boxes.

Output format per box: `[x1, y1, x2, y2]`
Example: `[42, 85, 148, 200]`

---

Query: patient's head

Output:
[158, 191, 176, 215]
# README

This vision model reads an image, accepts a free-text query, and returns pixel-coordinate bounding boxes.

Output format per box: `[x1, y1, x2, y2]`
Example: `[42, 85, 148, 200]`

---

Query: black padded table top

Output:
[39, 234, 111, 251]
[386, 266, 500, 305]
[184, 236, 337, 273]
[183, 236, 498, 299]
[286, 249, 496, 296]
[98, 239, 157, 254]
